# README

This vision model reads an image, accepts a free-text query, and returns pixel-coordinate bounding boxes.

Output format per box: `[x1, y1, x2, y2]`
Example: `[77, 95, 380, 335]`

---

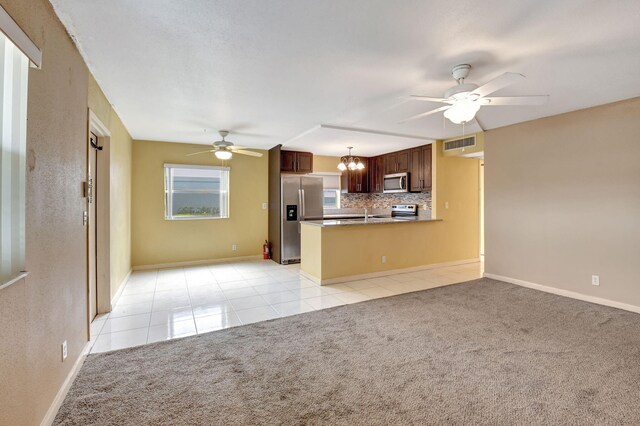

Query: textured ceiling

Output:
[50, 0, 640, 156]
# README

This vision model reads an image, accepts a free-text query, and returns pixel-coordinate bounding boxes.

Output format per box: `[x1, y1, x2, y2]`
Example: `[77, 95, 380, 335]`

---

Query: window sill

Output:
[0, 271, 29, 291]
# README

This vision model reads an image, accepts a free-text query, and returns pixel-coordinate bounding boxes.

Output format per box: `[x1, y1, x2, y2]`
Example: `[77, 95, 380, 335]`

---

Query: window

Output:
[164, 164, 229, 220]
[310, 173, 340, 209]
[323, 190, 339, 209]
[0, 29, 30, 288]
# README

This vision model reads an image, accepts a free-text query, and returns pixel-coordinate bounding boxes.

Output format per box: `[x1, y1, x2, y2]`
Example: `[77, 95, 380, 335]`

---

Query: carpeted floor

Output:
[54, 278, 640, 425]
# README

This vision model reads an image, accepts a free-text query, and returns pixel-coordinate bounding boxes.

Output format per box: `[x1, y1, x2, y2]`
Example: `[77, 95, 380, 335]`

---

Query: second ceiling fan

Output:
[402, 64, 548, 125]
[187, 130, 263, 160]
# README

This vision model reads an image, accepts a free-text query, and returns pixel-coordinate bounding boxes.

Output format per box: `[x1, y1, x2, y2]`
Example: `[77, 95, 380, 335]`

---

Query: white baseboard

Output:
[484, 273, 640, 315]
[110, 269, 131, 309]
[303, 258, 480, 285]
[40, 341, 91, 426]
[132, 254, 263, 271]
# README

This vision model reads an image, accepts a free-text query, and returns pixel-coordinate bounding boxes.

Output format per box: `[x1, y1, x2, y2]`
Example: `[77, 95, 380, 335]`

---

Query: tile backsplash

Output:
[341, 192, 432, 210]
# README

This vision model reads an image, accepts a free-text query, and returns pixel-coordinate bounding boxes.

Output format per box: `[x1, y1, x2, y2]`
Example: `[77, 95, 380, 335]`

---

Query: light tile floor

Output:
[89, 259, 484, 353]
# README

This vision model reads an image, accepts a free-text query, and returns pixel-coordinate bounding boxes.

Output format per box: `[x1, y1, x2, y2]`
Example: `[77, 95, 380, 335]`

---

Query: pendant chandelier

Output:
[337, 146, 365, 171]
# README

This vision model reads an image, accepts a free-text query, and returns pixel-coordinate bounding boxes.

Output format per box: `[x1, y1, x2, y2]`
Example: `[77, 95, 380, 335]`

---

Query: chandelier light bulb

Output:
[337, 162, 347, 171]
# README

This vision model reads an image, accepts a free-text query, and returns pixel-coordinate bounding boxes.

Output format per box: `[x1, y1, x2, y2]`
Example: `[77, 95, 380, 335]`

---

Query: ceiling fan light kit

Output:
[405, 64, 549, 125]
[443, 99, 481, 124]
[338, 147, 365, 171]
[214, 149, 232, 160]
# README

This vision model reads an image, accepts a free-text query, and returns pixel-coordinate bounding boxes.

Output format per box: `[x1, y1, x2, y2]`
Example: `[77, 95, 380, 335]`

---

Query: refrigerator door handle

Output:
[298, 189, 304, 220]
[301, 189, 306, 219]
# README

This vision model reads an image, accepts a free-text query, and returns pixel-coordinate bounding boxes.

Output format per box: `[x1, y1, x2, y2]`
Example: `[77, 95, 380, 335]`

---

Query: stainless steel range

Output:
[391, 204, 419, 217]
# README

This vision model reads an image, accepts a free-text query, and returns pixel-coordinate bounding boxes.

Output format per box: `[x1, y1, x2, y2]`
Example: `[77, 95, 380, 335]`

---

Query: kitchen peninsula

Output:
[301, 217, 464, 284]
[300, 141, 482, 284]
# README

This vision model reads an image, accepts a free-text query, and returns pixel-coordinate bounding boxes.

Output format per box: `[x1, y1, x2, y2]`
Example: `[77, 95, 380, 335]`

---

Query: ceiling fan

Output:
[402, 64, 548, 125]
[187, 130, 263, 160]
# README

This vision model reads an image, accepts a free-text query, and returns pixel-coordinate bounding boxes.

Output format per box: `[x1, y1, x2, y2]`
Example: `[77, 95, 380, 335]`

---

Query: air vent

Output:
[443, 135, 476, 152]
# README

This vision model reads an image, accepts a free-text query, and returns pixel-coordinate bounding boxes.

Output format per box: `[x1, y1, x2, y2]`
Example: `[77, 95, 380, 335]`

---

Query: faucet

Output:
[364, 208, 369, 219]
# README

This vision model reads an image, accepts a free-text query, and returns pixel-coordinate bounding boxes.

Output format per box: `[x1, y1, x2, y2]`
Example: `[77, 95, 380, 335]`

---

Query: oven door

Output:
[383, 173, 408, 193]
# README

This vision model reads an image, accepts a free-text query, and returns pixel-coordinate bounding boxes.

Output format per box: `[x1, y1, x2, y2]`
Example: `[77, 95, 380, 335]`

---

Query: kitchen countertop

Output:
[303, 216, 441, 227]
[321, 213, 389, 219]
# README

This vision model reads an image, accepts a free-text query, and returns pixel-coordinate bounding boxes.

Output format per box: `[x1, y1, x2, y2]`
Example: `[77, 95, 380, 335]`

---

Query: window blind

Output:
[0, 33, 28, 287]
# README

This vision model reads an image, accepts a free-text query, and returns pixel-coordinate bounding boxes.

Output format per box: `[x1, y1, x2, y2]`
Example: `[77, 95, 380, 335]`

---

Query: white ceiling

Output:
[50, 0, 640, 156]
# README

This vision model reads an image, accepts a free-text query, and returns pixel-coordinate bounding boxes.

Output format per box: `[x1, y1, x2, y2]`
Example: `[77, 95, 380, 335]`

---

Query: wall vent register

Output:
[444, 136, 476, 152]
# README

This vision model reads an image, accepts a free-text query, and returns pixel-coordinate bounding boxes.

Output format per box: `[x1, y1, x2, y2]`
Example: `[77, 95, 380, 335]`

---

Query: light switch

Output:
[262, 202, 267, 210]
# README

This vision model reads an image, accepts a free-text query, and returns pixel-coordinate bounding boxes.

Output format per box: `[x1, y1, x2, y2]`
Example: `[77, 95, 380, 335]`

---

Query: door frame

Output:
[87, 109, 111, 319]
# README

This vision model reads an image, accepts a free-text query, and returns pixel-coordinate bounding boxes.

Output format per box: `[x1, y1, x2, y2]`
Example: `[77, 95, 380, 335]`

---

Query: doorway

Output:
[88, 131, 100, 320]
[87, 110, 111, 329]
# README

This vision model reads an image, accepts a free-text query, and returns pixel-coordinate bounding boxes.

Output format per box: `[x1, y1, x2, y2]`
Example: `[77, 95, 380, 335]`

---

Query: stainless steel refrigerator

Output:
[280, 175, 324, 263]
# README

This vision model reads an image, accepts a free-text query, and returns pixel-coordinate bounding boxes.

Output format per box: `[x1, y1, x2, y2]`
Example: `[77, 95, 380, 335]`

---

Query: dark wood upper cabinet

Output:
[384, 153, 397, 174]
[421, 144, 432, 190]
[341, 158, 368, 193]
[408, 144, 432, 192]
[369, 156, 384, 193]
[295, 152, 313, 173]
[280, 151, 297, 172]
[396, 150, 410, 173]
[409, 148, 422, 192]
[280, 150, 313, 174]
[383, 150, 410, 174]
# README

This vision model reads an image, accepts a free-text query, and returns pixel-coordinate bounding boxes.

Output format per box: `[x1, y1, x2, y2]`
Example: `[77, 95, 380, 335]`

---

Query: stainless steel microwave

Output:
[383, 172, 409, 193]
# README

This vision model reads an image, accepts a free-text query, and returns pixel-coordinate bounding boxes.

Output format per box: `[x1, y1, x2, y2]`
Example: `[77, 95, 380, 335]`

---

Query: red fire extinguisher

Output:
[263, 240, 271, 260]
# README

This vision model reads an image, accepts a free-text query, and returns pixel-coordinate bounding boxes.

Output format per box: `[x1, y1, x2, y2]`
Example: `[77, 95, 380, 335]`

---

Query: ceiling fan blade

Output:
[233, 149, 263, 157]
[482, 95, 549, 106]
[186, 149, 215, 156]
[399, 105, 451, 123]
[410, 95, 454, 104]
[471, 72, 525, 98]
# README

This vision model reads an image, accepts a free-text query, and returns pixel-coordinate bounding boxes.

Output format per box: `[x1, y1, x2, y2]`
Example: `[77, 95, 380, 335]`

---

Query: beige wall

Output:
[88, 75, 133, 301]
[432, 140, 482, 254]
[313, 155, 341, 173]
[131, 140, 268, 267]
[0, 0, 90, 424]
[485, 97, 640, 308]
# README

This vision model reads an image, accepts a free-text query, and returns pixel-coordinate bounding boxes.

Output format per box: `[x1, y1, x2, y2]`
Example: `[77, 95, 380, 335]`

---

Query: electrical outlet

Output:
[232, 244, 237, 251]
[61, 340, 68, 361]
[262, 202, 267, 210]
[381, 255, 387, 264]
[592, 275, 600, 286]
[445, 201, 449, 209]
